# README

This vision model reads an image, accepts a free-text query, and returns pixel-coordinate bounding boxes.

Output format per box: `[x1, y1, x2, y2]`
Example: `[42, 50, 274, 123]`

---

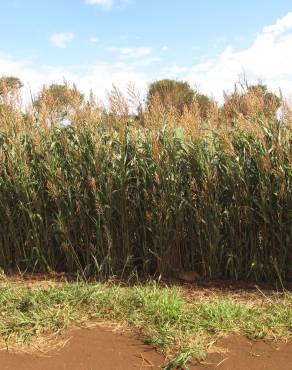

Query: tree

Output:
[0, 76, 23, 124]
[146, 79, 214, 121]
[248, 84, 281, 118]
[147, 79, 195, 114]
[34, 83, 84, 124]
[195, 92, 214, 120]
[0, 76, 23, 96]
[223, 83, 281, 120]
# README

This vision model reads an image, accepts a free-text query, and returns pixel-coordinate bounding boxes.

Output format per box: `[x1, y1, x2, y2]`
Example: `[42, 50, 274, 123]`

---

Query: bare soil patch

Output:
[1, 329, 292, 370]
[0, 326, 164, 370]
[192, 335, 292, 370]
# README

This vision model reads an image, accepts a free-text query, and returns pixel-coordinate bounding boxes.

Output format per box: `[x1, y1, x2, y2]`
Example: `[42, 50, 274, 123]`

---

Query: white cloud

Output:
[263, 12, 292, 35]
[2, 12, 292, 106]
[132, 57, 162, 67]
[106, 47, 152, 59]
[0, 54, 148, 105]
[89, 37, 99, 43]
[86, 0, 130, 10]
[184, 12, 292, 100]
[86, 0, 113, 8]
[50, 32, 75, 49]
[166, 64, 189, 78]
[120, 35, 140, 42]
[161, 46, 168, 52]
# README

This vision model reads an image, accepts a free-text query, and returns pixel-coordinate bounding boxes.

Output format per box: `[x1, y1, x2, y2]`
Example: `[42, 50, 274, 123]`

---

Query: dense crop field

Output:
[0, 80, 292, 282]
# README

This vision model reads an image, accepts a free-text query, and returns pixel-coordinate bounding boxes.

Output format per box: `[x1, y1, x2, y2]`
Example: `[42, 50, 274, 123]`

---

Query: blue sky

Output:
[1, 0, 292, 101]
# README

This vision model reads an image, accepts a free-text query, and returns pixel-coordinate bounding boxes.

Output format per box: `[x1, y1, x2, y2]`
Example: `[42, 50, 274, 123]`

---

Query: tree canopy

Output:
[34, 83, 84, 124]
[147, 79, 195, 114]
[223, 83, 281, 120]
[147, 79, 214, 120]
[0, 76, 23, 96]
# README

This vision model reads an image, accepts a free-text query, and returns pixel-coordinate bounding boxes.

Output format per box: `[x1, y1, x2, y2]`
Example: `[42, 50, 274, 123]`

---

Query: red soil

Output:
[0, 327, 164, 370]
[192, 335, 292, 370]
[1, 329, 292, 370]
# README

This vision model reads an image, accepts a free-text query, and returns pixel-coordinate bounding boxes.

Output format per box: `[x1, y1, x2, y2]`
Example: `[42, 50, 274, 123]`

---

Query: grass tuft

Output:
[1, 280, 292, 368]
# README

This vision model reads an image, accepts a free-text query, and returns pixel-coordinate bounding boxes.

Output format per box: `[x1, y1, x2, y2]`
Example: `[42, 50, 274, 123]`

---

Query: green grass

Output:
[1, 276, 292, 369]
